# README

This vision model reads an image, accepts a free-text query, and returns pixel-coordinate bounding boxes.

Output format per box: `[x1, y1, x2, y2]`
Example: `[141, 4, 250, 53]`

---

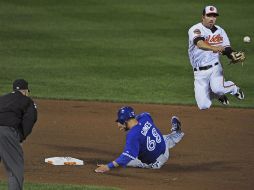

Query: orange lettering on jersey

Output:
[205, 34, 223, 45]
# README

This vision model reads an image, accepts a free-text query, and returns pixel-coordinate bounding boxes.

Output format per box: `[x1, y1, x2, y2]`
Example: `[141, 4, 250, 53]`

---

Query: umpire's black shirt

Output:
[0, 91, 37, 142]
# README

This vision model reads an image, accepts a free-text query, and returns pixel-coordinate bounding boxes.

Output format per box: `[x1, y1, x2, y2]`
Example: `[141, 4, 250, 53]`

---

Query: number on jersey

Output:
[146, 128, 161, 151]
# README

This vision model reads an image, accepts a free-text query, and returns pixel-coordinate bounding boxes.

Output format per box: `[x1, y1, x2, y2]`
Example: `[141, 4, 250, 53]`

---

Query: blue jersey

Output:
[115, 112, 166, 166]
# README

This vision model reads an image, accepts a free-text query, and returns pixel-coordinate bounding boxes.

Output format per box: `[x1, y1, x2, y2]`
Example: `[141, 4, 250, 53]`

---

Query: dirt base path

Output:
[1, 99, 253, 190]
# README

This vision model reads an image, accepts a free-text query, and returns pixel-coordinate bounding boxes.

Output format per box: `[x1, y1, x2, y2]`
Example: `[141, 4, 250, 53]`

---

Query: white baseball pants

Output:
[194, 63, 238, 109]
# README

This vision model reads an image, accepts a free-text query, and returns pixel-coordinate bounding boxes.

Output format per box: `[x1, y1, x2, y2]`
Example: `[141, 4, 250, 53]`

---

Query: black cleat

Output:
[218, 95, 229, 105]
[234, 88, 244, 100]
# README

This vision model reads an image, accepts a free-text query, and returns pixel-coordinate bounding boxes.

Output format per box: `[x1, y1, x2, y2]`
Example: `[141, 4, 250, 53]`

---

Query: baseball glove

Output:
[230, 51, 245, 64]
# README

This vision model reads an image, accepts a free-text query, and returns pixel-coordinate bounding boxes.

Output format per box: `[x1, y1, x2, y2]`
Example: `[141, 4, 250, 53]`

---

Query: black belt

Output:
[194, 62, 218, 71]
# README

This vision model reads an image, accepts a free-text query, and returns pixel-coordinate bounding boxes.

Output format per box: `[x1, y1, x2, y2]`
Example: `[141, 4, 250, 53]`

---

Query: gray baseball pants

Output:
[127, 131, 184, 169]
[0, 126, 24, 190]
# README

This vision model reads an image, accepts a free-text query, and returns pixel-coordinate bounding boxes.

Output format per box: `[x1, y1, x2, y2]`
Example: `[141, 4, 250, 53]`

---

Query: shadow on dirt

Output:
[162, 161, 237, 172]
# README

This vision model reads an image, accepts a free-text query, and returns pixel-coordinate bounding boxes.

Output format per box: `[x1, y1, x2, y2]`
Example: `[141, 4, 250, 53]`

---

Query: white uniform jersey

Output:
[188, 23, 230, 68]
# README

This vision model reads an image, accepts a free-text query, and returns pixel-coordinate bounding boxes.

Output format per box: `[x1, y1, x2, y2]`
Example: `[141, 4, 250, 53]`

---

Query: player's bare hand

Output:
[95, 164, 110, 173]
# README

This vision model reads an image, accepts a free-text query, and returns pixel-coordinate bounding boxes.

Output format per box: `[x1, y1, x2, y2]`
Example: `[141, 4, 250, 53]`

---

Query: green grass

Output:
[0, 181, 120, 190]
[0, 0, 253, 108]
[0, 0, 253, 189]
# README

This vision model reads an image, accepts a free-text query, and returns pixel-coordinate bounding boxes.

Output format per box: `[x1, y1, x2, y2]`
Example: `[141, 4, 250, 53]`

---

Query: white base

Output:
[45, 157, 84, 165]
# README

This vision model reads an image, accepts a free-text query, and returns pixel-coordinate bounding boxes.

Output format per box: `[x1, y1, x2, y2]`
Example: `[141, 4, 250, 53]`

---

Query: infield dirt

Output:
[0, 99, 253, 190]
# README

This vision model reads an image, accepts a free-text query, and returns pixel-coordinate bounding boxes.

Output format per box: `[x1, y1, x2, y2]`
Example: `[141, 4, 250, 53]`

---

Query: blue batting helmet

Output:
[116, 106, 136, 125]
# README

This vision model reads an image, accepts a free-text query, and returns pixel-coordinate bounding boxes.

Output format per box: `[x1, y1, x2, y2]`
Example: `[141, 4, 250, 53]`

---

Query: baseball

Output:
[243, 36, 251, 43]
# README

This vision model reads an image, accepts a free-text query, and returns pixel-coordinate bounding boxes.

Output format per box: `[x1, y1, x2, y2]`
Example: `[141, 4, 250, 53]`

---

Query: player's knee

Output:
[197, 101, 211, 110]
[198, 106, 210, 110]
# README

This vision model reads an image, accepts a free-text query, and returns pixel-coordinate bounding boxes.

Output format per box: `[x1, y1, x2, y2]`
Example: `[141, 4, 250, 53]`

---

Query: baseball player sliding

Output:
[188, 5, 245, 110]
[95, 106, 184, 173]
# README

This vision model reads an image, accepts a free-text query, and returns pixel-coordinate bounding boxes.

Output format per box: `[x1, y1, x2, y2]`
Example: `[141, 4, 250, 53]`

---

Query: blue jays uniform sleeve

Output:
[115, 129, 139, 167]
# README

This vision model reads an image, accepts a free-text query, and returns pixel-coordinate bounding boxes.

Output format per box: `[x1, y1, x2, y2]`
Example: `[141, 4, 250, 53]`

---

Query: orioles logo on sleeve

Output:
[205, 34, 223, 45]
[193, 29, 201, 35]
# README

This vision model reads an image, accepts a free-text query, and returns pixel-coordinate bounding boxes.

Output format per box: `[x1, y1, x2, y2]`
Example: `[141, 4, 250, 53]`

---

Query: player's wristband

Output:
[107, 162, 115, 169]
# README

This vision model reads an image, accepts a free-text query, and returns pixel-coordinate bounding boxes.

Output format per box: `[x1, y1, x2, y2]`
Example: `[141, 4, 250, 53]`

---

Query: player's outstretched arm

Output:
[95, 161, 119, 173]
[197, 40, 224, 53]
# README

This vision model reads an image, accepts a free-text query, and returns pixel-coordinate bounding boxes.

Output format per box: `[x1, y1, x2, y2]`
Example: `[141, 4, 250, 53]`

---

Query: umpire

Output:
[0, 79, 37, 190]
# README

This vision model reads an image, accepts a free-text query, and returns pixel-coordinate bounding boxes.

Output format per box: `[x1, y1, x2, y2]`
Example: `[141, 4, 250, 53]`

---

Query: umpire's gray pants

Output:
[0, 126, 24, 190]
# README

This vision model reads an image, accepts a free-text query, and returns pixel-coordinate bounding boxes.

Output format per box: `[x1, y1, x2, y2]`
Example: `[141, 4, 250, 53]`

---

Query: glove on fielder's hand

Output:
[230, 51, 245, 64]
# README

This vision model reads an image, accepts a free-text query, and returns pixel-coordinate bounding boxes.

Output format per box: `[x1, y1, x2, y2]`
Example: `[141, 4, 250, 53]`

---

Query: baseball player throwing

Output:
[188, 5, 245, 110]
[95, 106, 184, 173]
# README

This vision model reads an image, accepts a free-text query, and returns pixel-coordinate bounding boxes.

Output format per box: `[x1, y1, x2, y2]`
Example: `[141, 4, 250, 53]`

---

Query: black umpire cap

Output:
[13, 79, 30, 92]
